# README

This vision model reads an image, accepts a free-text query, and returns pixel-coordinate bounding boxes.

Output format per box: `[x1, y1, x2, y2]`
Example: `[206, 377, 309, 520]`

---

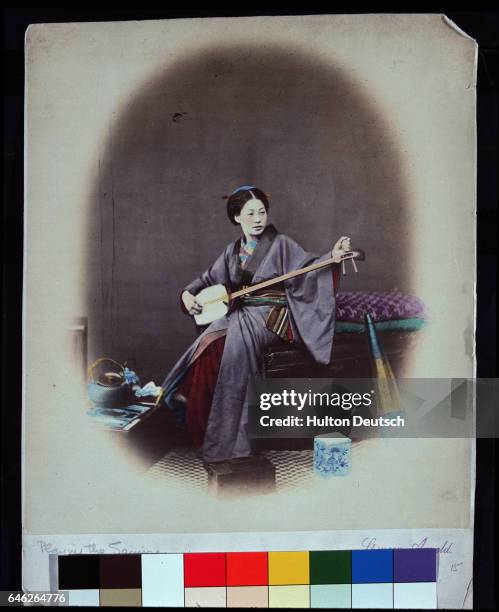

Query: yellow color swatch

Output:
[268, 551, 310, 585]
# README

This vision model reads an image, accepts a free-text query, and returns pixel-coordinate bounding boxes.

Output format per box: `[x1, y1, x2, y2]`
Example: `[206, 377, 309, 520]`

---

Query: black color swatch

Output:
[58, 555, 100, 590]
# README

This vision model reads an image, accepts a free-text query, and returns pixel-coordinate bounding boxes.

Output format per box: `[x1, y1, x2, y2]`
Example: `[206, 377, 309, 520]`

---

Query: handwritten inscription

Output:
[361, 536, 454, 554]
[38, 537, 456, 557]
[37, 540, 161, 555]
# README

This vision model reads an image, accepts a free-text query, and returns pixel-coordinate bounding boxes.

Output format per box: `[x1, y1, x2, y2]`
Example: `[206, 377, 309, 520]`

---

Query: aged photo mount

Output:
[22, 14, 477, 607]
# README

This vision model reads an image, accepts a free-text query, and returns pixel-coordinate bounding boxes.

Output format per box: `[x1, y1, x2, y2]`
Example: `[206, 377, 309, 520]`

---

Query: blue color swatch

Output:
[351, 549, 393, 583]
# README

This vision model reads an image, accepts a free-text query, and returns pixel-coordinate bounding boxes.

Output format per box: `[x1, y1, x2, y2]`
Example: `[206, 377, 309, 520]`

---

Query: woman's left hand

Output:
[331, 236, 352, 263]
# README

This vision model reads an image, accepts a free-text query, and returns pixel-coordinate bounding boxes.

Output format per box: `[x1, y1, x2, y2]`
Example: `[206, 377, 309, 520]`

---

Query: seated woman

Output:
[160, 185, 350, 463]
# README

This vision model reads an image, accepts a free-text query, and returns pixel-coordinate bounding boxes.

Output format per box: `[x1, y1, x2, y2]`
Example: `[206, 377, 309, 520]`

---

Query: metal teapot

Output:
[87, 358, 133, 407]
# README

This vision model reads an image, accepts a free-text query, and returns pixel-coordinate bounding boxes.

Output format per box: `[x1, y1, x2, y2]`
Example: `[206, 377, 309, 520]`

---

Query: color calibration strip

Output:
[58, 548, 437, 608]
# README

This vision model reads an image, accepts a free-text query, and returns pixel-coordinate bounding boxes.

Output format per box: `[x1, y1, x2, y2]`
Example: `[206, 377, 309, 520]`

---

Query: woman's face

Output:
[234, 198, 268, 238]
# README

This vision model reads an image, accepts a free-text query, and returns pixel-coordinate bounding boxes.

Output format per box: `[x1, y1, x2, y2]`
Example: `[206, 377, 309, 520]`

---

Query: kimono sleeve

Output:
[279, 235, 337, 365]
[183, 246, 231, 296]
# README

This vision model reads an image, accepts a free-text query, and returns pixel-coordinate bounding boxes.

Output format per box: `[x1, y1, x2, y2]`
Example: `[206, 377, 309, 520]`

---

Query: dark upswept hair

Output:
[226, 187, 270, 225]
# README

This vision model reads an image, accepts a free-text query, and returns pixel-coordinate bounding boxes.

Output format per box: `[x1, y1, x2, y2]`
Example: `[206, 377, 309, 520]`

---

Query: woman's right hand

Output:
[182, 290, 203, 315]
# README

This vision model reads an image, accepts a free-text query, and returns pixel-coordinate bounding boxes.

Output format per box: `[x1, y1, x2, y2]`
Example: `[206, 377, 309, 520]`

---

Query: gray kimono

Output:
[161, 225, 336, 462]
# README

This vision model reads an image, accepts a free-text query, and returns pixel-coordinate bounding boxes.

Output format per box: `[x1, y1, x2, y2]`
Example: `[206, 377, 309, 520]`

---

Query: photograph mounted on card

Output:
[24, 14, 476, 538]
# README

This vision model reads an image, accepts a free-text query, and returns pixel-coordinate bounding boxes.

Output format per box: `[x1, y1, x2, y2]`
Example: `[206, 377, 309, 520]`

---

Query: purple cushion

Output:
[336, 291, 425, 323]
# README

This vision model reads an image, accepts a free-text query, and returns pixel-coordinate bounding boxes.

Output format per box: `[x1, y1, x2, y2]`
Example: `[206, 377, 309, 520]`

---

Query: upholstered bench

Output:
[264, 291, 426, 379]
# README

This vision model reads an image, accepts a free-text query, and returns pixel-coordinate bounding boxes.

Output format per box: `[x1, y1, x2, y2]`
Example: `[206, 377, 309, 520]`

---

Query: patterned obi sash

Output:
[242, 289, 287, 307]
[242, 288, 290, 341]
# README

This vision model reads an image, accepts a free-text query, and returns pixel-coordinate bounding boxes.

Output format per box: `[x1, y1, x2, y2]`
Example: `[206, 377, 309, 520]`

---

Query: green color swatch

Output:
[309, 550, 352, 584]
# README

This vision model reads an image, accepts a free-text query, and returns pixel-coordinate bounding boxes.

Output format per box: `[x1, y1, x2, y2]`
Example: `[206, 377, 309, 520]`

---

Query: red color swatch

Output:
[227, 552, 269, 586]
[183, 553, 226, 587]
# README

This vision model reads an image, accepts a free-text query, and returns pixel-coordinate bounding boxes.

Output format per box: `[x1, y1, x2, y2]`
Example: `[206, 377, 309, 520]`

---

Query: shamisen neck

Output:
[230, 254, 337, 300]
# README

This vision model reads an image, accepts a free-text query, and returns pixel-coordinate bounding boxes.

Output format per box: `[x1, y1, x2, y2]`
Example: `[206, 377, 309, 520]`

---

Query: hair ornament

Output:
[223, 185, 270, 199]
[232, 184, 256, 194]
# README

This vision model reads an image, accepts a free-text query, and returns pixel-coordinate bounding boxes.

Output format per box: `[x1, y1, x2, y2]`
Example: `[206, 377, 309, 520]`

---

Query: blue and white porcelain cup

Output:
[314, 433, 352, 477]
